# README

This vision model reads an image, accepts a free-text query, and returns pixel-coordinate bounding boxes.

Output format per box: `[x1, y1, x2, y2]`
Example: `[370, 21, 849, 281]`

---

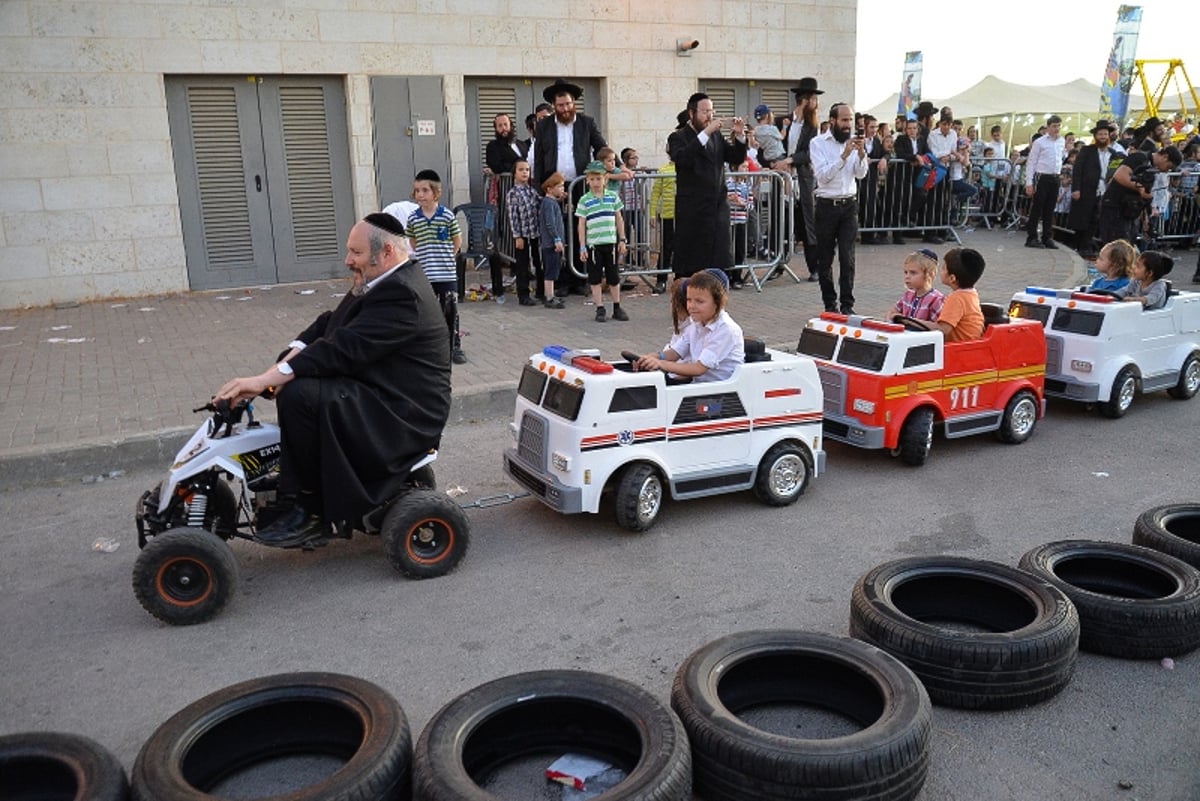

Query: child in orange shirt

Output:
[934, 247, 986, 342]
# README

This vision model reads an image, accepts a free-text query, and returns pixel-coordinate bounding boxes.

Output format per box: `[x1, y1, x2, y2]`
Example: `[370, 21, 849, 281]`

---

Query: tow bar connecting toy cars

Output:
[132, 399, 469, 625]
[1009, 286, 1200, 417]
[797, 310, 1046, 466]
[503, 343, 826, 531]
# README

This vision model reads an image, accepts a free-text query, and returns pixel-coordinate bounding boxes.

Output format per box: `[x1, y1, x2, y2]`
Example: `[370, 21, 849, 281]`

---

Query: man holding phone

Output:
[810, 102, 869, 314]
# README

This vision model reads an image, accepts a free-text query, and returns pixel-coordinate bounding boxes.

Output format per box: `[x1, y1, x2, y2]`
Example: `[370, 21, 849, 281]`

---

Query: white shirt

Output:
[810, 131, 869, 198]
[665, 310, 745, 383]
[1024, 135, 1064, 186]
[988, 137, 1007, 160]
[556, 117, 577, 181]
[1095, 147, 1112, 196]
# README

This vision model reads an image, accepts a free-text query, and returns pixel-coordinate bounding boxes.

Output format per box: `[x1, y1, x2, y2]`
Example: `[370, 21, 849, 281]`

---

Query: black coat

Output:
[667, 125, 748, 274]
[532, 113, 607, 187]
[485, 136, 529, 175]
[1068, 144, 1108, 231]
[893, 133, 928, 163]
[287, 262, 451, 522]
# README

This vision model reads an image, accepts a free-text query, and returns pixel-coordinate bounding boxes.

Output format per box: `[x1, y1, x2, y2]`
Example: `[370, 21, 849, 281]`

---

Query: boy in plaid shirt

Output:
[504, 159, 542, 306]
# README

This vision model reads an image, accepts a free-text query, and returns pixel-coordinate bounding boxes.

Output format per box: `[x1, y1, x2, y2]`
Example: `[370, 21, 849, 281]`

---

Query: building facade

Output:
[0, 0, 856, 308]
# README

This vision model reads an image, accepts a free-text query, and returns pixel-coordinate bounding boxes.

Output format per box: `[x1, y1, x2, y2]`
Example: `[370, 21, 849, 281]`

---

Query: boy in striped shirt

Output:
[575, 161, 629, 322]
[407, 170, 466, 364]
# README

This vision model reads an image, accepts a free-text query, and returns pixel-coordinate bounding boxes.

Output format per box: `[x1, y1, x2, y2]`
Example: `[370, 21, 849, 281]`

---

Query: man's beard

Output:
[832, 127, 851, 143]
[497, 129, 514, 143]
[556, 110, 575, 125]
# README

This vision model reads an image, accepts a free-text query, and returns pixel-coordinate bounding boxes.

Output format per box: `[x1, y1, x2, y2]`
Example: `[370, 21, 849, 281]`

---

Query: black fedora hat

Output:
[913, 101, 937, 119]
[790, 77, 823, 97]
[1090, 119, 1116, 135]
[543, 78, 583, 103]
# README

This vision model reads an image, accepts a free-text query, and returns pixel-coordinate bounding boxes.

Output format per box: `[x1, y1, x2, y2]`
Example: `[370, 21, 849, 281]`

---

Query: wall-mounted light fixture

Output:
[676, 39, 700, 57]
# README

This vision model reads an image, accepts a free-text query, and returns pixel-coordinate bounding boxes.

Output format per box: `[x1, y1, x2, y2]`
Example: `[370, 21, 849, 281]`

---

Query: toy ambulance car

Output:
[1009, 286, 1200, 417]
[502, 343, 825, 531]
[796, 311, 1046, 466]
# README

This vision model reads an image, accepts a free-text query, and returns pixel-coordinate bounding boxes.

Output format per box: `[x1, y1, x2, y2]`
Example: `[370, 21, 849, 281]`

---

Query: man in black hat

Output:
[1068, 120, 1117, 256]
[667, 92, 747, 278]
[214, 213, 451, 547]
[532, 79, 608, 296]
[786, 77, 824, 279]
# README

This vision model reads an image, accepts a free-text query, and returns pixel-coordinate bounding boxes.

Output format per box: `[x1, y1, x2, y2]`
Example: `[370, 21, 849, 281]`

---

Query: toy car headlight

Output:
[852, 398, 876, 414]
[1070, 359, 1093, 373]
[551, 452, 571, 472]
[509, 421, 518, 440]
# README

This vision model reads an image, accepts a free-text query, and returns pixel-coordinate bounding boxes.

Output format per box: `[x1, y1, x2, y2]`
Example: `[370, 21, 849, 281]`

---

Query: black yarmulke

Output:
[364, 212, 405, 236]
[415, 169, 441, 183]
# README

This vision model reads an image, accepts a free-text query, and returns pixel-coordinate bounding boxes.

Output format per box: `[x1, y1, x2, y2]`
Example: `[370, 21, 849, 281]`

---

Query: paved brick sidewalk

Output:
[0, 228, 1083, 482]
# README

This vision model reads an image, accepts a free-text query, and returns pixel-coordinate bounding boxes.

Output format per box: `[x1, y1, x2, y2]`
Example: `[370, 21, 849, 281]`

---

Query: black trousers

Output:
[276, 377, 322, 500]
[794, 163, 819, 275]
[512, 237, 543, 298]
[431, 281, 460, 352]
[1026, 174, 1059, 242]
[815, 197, 858, 312]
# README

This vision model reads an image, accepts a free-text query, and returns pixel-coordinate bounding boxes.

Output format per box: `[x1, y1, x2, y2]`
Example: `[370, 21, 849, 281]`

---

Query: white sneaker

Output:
[495, 295, 506, 304]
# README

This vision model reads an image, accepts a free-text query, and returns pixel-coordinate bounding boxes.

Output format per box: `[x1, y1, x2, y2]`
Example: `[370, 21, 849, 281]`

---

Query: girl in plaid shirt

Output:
[890, 248, 945, 322]
[505, 160, 542, 305]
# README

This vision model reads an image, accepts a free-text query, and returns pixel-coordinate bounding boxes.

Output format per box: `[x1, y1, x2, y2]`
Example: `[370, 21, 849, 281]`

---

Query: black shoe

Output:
[611, 306, 629, 321]
[255, 505, 327, 548]
[518, 296, 537, 306]
[840, 307, 856, 316]
[1025, 239, 1045, 249]
[807, 274, 818, 282]
[824, 305, 838, 313]
[595, 307, 606, 322]
[544, 296, 565, 309]
[652, 282, 666, 295]
[922, 234, 945, 245]
[452, 348, 467, 365]
[1042, 240, 1058, 250]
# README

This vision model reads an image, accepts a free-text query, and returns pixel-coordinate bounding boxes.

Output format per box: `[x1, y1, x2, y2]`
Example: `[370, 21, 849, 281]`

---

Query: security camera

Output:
[676, 39, 701, 56]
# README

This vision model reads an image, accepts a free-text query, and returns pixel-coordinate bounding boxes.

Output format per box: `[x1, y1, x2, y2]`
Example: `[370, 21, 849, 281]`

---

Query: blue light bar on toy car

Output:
[543, 345, 570, 360]
[1024, 287, 1059, 297]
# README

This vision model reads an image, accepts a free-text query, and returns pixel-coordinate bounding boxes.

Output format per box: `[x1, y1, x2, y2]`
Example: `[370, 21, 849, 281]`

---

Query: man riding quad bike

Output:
[133, 213, 468, 624]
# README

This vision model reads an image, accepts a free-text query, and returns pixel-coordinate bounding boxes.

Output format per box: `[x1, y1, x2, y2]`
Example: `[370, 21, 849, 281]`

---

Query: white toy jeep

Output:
[502, 343, 826, 531]
[1009, 285, 1200, 417]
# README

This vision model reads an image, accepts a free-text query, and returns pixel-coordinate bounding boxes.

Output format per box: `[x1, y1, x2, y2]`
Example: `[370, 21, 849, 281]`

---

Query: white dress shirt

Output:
[665, 310, 745, 382]
[810, 132, 870, 198]
[556, 117, 577, 181]
[1024, 135, 1064, 186]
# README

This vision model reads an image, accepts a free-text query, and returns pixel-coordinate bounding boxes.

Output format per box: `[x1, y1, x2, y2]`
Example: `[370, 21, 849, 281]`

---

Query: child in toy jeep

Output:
[632, 269, 744, 382]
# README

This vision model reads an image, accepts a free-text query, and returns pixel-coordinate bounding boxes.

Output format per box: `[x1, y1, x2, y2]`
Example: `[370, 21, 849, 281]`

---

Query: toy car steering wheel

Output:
[893, 315, 935, 333]
[1085, 289, 1123, 299]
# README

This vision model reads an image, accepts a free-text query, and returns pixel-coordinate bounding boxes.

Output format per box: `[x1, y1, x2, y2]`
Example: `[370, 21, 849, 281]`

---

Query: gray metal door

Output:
[464, 77, 603, 202]
[166, 75, 354, 290]
[372, 76, 452, 210]
[701, 80, 795, 121]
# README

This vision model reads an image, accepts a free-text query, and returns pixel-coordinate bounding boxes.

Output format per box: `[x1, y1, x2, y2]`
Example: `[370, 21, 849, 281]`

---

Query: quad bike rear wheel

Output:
[382, 490, 470, 579]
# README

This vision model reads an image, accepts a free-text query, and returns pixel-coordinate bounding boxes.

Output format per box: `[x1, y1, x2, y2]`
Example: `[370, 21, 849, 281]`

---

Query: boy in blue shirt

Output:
[407, 169, 466, 364]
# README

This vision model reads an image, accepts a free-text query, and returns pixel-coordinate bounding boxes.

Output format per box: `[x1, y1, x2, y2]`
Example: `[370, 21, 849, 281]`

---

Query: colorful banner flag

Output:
[898, 52, 923, 120]
[1099, 5, 1142, 129]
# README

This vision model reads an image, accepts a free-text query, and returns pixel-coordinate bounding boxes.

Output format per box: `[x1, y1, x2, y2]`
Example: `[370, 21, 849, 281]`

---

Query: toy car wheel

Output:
[0, 731, 130, 801]
[1167, 352, 1200, 400]
[132, 527, 238, 625]
[1133, 503, 1200, 569]
[1100, 365, 1137, 418]
[895, 407, 934, 466]
[131, 672, 410, 801]
[415, 670, 691, 801]
[671, 631, 931, 801]
[996, 390, 1039, 444]
[1019, 540, 1200, 659]
[614, 463, 664, 532]
[752, 442, 812, 506]
[382, 490, 469, 579]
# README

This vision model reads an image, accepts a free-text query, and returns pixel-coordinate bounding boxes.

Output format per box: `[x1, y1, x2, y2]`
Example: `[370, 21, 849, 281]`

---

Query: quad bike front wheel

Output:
[382, 491, 470, 579]
[133, 527, 239, 625]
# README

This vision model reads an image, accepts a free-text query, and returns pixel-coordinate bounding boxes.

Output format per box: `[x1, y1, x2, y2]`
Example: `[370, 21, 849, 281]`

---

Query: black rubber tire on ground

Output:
[614, 462, 665, 532]
[132, 527, 238, 626]
[1100, 365, 1137, 418]
[895, 408, 934, 466]
[849, 556, 1080, 710]
[0, 731, 130, 801]
[1018, 540, 1200, 659]
[1133, 503, 1200, 569]
[131, 672, 410, 801]
[752, 442, 812, 507]
[1166, 352, 1200, 400]
[413, 669, 691, 801]
[382, 490, 469, 579]
[996, 390, 1039, 444]
[671, 630, 931, 801]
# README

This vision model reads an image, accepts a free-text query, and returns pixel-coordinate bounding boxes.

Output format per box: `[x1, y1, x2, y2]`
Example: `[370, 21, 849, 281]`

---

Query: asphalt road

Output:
[1, 392, 1198, 800]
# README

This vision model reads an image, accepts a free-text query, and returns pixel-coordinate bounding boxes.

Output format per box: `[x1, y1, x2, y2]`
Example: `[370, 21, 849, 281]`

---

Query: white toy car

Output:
[502, 343, 826, 531]
[1009, 285, 1200, 417]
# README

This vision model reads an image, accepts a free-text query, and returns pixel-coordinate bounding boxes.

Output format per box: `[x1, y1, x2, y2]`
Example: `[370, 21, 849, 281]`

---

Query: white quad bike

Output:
[133, 398, 469, 625]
